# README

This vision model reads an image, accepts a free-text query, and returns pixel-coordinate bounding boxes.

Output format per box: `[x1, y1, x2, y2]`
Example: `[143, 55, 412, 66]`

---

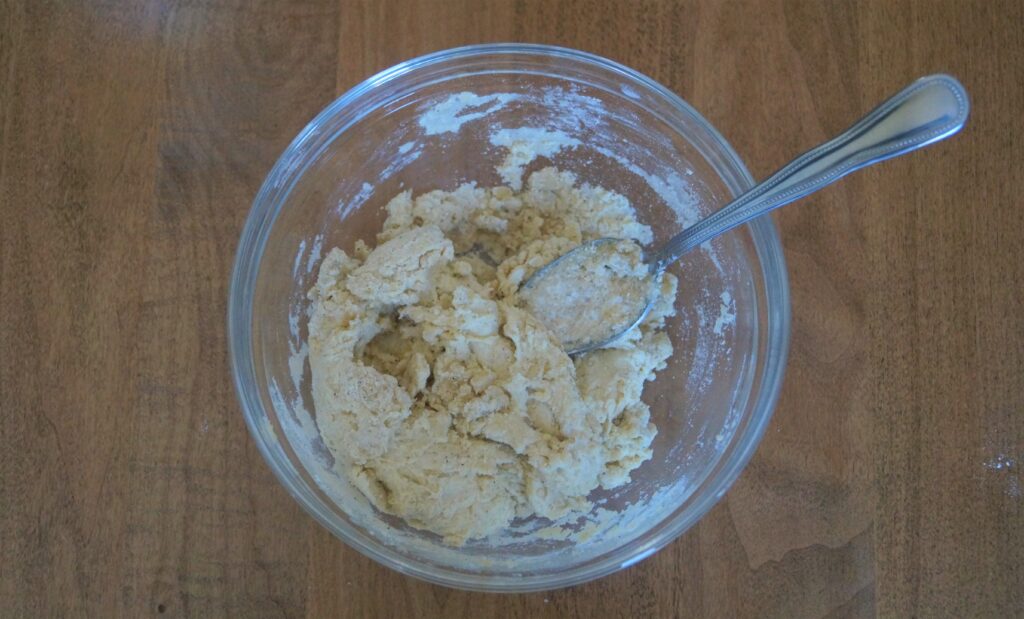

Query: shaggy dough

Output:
[308, 168, 678, 545]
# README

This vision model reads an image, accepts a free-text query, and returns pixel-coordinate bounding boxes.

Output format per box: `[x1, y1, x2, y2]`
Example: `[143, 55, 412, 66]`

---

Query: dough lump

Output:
[308, 168, 678, 545]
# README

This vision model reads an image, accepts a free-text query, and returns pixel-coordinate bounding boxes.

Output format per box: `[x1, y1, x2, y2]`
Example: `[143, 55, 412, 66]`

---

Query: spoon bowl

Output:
[519, 238, 659, 354]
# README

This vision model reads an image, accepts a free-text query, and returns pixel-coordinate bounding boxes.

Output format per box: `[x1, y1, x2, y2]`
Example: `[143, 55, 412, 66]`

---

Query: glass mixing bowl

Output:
[229, 44, 790, 592]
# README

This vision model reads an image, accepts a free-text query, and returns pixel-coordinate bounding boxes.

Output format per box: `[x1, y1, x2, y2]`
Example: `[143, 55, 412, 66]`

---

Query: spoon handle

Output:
[651, 74, 969, 273]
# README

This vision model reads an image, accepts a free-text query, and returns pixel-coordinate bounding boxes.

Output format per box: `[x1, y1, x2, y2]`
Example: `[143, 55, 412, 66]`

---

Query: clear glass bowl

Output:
[229, 44, 789, 592]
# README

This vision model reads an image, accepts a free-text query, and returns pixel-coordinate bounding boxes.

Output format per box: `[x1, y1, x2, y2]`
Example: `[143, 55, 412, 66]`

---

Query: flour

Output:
[713, 290, 736, 335]
[419, 92, 519, 135]
[490, 127, 580, 190]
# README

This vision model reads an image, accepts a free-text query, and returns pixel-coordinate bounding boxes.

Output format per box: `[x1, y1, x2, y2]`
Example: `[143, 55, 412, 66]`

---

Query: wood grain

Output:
[2, 1, 1021, 617]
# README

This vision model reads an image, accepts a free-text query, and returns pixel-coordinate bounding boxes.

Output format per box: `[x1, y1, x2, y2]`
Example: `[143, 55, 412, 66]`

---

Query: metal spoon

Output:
[520, 74, 970, 354]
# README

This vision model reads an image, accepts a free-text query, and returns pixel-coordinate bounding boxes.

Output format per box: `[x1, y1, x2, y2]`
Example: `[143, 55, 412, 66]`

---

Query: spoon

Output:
[520, 74, 970, 354]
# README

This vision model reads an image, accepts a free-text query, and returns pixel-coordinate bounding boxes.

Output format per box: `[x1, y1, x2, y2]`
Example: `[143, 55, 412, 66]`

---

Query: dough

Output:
[308, 168, 678, 545]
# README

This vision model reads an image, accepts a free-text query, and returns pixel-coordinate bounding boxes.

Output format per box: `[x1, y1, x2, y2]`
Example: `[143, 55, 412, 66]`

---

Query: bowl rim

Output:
[228, 42, 790, 592]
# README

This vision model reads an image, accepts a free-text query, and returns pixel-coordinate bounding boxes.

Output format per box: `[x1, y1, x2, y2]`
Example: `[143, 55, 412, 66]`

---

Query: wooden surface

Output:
[2, 1, 1022, 616]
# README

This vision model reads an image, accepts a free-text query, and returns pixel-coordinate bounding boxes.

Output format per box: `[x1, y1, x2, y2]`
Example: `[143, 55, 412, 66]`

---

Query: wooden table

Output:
[3, 1, 1021, 616]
